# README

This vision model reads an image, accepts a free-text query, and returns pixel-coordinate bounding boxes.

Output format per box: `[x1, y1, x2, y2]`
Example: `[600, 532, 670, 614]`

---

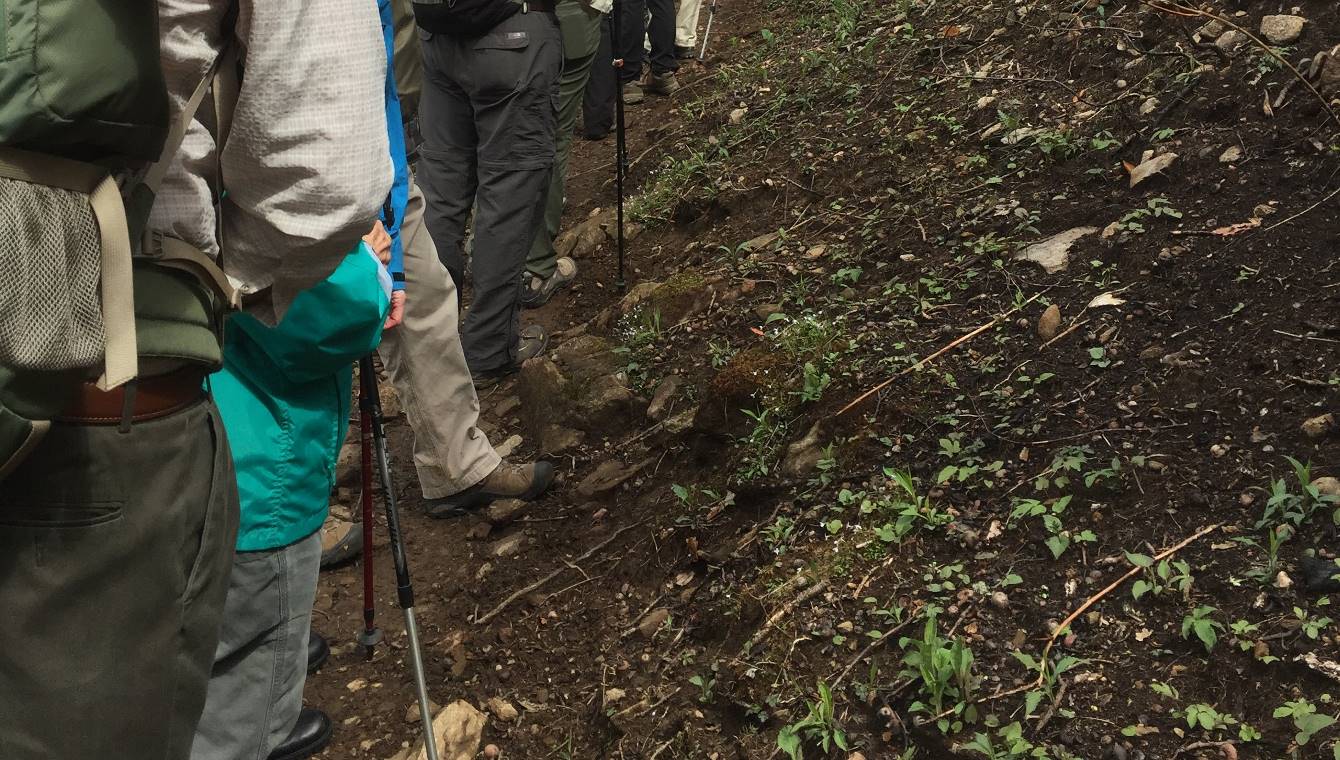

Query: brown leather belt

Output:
[56, 367, 207, 425]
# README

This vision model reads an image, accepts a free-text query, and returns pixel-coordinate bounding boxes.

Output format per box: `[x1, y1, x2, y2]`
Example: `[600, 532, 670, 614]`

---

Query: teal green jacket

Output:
[212, 244, 391, 552]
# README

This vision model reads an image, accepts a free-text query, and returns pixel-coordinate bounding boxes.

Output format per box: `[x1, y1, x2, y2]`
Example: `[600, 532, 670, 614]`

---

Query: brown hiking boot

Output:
[622, 81, 645, 105]
[425, 460, 555, 519]
[646, 72, 680, 96]
[319, 507, 363, 569]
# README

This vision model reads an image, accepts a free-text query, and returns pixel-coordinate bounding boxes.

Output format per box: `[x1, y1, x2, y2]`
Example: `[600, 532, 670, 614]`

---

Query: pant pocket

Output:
[183, 401, 240, 603]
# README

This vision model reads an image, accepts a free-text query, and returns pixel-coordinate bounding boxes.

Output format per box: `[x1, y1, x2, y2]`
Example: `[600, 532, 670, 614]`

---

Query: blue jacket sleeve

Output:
[229, 243, 391, 384]
[380, 0, 410, 292]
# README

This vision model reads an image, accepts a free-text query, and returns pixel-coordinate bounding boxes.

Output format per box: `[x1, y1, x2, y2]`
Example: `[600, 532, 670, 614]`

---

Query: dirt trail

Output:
[311, 1, 1340, 759]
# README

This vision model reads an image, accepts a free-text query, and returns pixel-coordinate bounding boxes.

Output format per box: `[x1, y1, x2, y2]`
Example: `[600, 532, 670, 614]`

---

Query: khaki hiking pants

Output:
[676, 0, 705, 48]
[379, 180, 501, 499]
[0, 400, 239, 760]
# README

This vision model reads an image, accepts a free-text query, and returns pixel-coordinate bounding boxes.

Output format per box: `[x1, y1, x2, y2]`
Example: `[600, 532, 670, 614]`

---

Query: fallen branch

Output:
[836, 292, 1046, 418]
[971, 523, 1222, 707]
[474, 523, 641, 625]
[1173, 740, 1237, 759]
[1033, 678, 1070, 734]
[1041, 318, 1088, 350]
[740, 580, 830, 655]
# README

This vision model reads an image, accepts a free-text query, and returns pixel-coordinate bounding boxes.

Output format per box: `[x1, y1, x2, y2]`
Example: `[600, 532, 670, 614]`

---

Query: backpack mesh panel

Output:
[0, 177, 105, 370]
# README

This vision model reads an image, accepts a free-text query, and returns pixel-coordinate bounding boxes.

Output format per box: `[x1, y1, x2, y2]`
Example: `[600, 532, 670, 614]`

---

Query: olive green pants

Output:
[0, 400, 239, 760]
[526, 0, 605, 279]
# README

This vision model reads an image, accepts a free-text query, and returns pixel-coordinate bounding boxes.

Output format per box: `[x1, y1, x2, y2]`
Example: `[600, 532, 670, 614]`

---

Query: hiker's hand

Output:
[385, 290, 406, 330]
[364, 221, 392, 265]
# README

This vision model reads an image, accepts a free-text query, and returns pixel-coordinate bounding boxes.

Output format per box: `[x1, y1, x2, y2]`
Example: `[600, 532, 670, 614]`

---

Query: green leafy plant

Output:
[777, 681, 849, 760]
[1011, 650, 1084, 717]
[1126, 553, 1195, 600]
[1273, 699, 1337, 746]
[1181, 606, 1224, 653]
[963, 722, 1050, 759]
[899, 611, 977, 733]
[1010, 495, 1095, 560]
[689, 669, 717, 703]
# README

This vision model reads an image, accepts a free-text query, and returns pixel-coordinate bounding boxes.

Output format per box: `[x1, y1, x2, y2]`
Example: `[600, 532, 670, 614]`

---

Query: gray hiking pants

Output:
[527, 0, 604, 280]
[190, 531, 321, 760]
[417, 9, 563, 374]
[0, 400, 239, 760]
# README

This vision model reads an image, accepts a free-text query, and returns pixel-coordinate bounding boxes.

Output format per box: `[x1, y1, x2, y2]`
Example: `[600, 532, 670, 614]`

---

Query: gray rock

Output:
[647, 375, 684, 420]
[1302, 413, 1336, 439]
[539, 425, 585, 455]
[781, 423, 826, 476]
[485, 499, 527, 526]
[494, 434, 524, 459]
[1260, 15, 1305, 45]
[491, 532, 527, 558]
[1215, 30, 1248, 54]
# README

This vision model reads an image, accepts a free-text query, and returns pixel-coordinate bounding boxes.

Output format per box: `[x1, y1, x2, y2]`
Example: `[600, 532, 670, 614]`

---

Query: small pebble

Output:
[484, 745, 501, 759]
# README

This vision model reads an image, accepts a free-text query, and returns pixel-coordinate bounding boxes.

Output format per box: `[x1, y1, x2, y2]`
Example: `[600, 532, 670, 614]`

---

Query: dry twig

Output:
[836, 292, 1046, 418]
[740, 580, 830, 655]
[474, 523, 641, 625]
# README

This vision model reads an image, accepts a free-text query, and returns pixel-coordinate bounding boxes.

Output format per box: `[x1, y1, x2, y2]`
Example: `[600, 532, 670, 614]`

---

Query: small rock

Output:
[729, 107, 747, 124]
[836, 621, 855, 633]
[486, 697, 519, 722]
[990, 591, 1010, 610]
[647, 375, 684, 420]
[491, 532, 527, 558]
[1016, 227, 1099, 273]
[1218, 145, 1242, 164]
[1275, 571, 1293, 589]
[1038, 304, 1062, 341]
[577, 459, 647, 496]
[1260, 15, 1305, 46]
[1301, 413, 1336, 439]
[604, 688, 627, 706]
[405, 700, 442, 724]
[485, 499, 527, 526]
[1139, 97, 1160, 116]
[1211, 443, 1228, 458]
[1239, 491, 1255, 507]
[1215, 30, 1248, 54]
[483, 745, 500, 760]
[347, 678, 368, 692]
[379, 381, 404, 418]
[781, 422, 826, 476]
[494, 395, 521, 417]
[976, 96, 997, 110]
[1313, 477, 1340, 497]
[539, 425, 584, 455]
[494, 434, 524, 459]
[1128, 151, 1178, 189]
[637, 608, 671, 638]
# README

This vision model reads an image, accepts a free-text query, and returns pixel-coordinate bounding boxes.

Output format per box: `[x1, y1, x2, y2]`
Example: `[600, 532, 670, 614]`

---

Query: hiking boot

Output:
[472, 325, 549, 388]
[319, 509, 362, 569]
[646, 72, 681, 96]
[425, 460, 556, 519]
[521, 257, 578, 309]
[675, 45, 697, 60]
[621, 82, 645, 105]
[306, 631, 329, 675]
[267, 708, 332, 760]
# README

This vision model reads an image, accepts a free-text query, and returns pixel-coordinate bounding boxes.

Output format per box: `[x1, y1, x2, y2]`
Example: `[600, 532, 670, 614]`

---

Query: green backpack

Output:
[0, 0, 238, 480]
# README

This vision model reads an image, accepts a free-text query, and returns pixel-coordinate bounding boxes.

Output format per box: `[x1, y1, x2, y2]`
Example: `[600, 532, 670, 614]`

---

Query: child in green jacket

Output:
[191, 242, 390, 760]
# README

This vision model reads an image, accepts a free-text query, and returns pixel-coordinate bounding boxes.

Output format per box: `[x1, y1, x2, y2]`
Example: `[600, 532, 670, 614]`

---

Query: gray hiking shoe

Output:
[622, 82, 645, 105]
[472, 325, 549, 388]
[425, 460, 556, 518]
[646, 72, 680, 96]
[521, 257, 578, 309]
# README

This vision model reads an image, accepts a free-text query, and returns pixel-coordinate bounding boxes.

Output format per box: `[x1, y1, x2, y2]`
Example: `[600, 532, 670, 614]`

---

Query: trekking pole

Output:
[612, 0, 629, 292]
[698, 0, 719, 62]
[358, 356, 441, 760]
[357, 376, 382, 660]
